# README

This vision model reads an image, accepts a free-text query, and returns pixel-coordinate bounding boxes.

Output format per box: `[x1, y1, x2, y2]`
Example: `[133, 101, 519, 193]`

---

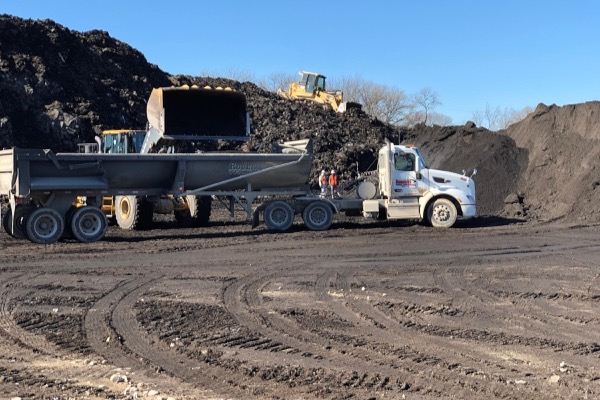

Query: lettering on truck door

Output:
[392, 152, 421, 197]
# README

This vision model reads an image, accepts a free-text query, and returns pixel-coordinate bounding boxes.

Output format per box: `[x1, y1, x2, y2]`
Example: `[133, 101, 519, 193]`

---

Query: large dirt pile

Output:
[0, 15, 171, 149]
[1, 15, 598, 222]
[502, 102, 600, 222]
[402, 123, 525, 217]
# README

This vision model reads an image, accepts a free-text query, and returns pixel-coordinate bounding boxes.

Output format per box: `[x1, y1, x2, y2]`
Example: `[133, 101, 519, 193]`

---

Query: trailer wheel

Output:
[24, 207, 64, 244]
[2, 205, 34, 239]
[264, 201, 294, 231]
[70, 206, 108, 243]
[427, 198, 457, 228]
[115, 195, 153, 230]
[175, 195, 212, 227]
[302, 202, 333, 231]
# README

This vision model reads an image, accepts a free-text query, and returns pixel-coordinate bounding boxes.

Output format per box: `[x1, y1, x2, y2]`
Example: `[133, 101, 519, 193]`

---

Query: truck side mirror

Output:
[416, 172, 422, 180]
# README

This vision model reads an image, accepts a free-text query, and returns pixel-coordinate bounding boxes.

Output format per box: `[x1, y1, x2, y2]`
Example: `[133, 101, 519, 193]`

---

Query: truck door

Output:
[392, 152, 420, 197]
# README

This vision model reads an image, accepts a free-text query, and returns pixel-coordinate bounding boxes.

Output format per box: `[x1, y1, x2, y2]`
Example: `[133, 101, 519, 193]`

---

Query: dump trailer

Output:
[0, 139, 313, 244]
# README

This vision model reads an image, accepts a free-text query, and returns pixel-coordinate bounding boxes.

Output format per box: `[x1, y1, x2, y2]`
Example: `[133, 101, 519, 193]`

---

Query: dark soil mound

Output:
[0, 15, 171, 149]
[402, 123, 525, 217]
[2, 15, 598, 222]
[502, 102, 600, 223]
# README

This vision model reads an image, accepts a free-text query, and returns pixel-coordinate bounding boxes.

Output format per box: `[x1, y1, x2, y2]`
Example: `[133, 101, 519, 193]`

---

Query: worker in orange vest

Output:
[329, 169, 340, 199]
[319, 170, 328, 198]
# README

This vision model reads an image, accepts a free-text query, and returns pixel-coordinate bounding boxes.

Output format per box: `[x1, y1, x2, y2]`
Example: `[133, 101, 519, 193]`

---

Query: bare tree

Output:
[258, 72, 298, 92]
[471, 105, 533, 130]
[197, 67, 256, 84]
[331, 76, 410, 125]
[363, 83, 410, 125]
[428, 112, 453, 126]
[484, 103, 500, 130]
[470, 109, 484, 127]
[413, 88, 441, 124]
[328, 74, 363, 103]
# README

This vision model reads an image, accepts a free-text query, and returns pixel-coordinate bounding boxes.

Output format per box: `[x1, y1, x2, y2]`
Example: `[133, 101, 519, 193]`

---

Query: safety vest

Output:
[320, 175, 328, 186]
[329, 174, 338, 186]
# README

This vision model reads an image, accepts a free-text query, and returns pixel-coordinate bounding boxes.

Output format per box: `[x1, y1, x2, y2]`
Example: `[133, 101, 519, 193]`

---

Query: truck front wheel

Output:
[302, 202, 333, 231]
[426, 198, 457, 228]
[264, 201, 294, 231]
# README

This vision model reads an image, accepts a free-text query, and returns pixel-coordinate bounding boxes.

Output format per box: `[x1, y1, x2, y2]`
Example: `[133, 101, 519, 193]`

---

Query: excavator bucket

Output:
[147, 86, 249, 140]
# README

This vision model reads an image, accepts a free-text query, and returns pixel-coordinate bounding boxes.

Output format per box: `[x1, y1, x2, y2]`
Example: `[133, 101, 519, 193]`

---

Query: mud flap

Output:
[252, 203, 266, 229]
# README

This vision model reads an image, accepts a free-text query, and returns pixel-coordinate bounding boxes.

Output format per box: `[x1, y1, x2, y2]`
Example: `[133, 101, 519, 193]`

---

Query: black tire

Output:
[175, 195, 212, 227]
[2, 205, 34, 239]
[137, 198, 154, 230]
[70, 206, 108, 243]
[115, 195, 153, 230]
[24, 207, 64, 244]
[1, 207, 10, 235]
[195, 196, 212, 226]
[426, 198, 458, 228]
[264, 201, 294, 231]
[302, 202, 333, 231]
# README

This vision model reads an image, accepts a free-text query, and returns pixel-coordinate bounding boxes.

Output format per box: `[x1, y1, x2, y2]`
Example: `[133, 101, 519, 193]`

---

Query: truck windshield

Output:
[414, 148, 429, 169]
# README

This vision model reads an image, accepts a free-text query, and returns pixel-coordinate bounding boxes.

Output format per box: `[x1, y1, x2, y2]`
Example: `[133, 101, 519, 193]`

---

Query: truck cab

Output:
[362, 142, 477, 228]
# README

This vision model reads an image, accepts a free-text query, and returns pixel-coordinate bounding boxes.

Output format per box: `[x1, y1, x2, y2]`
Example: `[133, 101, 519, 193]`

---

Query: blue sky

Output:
[3, 1, 599, 124]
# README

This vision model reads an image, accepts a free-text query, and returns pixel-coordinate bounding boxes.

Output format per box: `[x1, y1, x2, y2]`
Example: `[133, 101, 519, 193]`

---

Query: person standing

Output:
[329, 169, 339, 199]
[319, 170, 328, 197]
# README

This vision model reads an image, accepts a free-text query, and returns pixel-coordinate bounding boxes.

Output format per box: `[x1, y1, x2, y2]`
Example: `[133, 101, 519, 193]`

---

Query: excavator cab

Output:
[102, 130, 146, 154]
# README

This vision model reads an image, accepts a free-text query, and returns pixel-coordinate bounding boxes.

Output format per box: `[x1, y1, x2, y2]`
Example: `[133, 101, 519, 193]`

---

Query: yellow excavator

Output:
[278, 71, 350, 113]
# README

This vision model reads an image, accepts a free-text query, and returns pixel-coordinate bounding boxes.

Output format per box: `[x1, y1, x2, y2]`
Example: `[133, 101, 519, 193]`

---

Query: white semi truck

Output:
[0, 137, 476, 244]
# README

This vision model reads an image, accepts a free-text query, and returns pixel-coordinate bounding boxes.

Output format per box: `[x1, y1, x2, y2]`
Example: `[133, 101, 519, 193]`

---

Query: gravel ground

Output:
[1, 211, 599, 399]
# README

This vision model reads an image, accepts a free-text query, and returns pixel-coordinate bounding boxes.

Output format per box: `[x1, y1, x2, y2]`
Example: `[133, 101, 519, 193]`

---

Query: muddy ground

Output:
[1, 208, 599, 399]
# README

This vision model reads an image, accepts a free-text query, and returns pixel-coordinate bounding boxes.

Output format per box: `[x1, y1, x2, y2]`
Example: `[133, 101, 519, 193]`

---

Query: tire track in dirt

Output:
[84, 275, 149, 370]
[430, 242, 600, 347]
[0, 272, 131, 399]
[90, 273, 261, 399]
[0, 273, 61, 355]
[222, 269, 415, 396]
[327, 267, 523, 397]
[324, 245, 600, 394]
